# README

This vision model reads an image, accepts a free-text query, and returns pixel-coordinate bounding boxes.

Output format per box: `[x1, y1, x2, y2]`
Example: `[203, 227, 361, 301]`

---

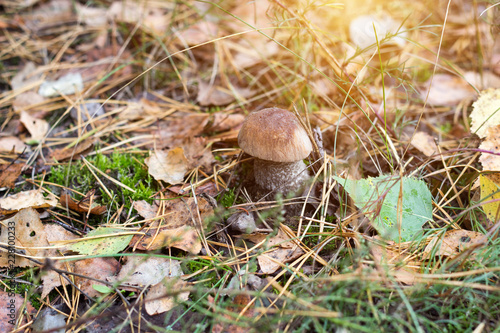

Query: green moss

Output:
[48, 151, 155, 211]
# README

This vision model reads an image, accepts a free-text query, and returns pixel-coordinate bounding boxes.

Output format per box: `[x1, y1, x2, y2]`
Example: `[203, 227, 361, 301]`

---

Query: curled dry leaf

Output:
[145, 279, 190, 316]
[50, 138, 95, 161]
[20, 110, 49, 143]
[145, 147, 189, 185]
[107, 256, 183, 287]
[479, 125, 500, 171]
[410, 131, 438, 157]
[423, 229, 487, 259]
[0, 208, 50, 267]
[0, 163, 24, 188]
[470, 88, 500, 138]
[60, 191, 106, 215]
[0, 189, 57, 214]
[131, 225, 201, 254]
[0, 136, 29, 154]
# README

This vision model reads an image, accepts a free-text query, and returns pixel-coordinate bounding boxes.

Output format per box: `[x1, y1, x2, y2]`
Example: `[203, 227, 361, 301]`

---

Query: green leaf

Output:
[92, 284, 114, 294]
[333, 175, 433, 242]
[69, 227, 133, 255]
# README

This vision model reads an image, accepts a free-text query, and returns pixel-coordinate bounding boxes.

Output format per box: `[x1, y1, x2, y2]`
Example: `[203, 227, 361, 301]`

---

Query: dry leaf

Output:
[246, 229, 304, 274]
[133, 200, 159, 220]
[204, 113, 245, 133]
[0, 189, 57, 214]
[19, 110, 49, 143]
[10, 61, 42, 90]
[168, 181, 218, 197]
[108, 256, 182, 287]
[0, 208, 50, 267]
[423, 230, 487, 259]
[212, 293, 254, 333]
[464, 71, 500, 90]
[75, 258, 121, 298]
[12, 91, 46, 114]
[151, 114, 210, 149]
[145, 148, 189, 185]
[479, 173, 500, 226]
[59, 191, 106, 215]
[145, 279, 189, 315]
[470, 88, 500, 138]
[131, 225, 201, 254]
[0, 164, 24, 188]
[0, 291, 34, 332]
[0, 137, 29, 154]
[75, 3, 108, 27]
[421, 74, 476, 107]
[182, 137, 214, 170]
[197, 81, 255, 106]
[41, 224, 78, 298]
[176, 21, 218, 45]
[50, 139, 94, 161]
[410, 131, 438, 157]
[479, 125, 500, 171]
[370, 241, 421, 285]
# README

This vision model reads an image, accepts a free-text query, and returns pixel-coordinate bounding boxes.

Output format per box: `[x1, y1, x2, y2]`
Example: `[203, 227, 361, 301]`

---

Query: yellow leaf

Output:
[480, 173, 500, 223]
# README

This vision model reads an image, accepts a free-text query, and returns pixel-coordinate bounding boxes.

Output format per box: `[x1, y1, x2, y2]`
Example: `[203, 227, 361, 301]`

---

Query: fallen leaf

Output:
[212, 293, 254, 333]
[0, 291, 34, 332]
[130, 225, 201, 254]
[0, 189, 57, 214]
[349, 14, 407, 50]
[464, 71, 500, 90]
[479, 125, 500, 171]
[145, 279, 189, 315]
[168, 181, 218, 197]
[246, 229, 304, 274]
[75, 258, 121, 298]
[0, 137, 29, 154]
[10, 61, 42, 90]
[145, 147, 189, 185]
[12, 91, 46, 114]
[470, 88, 500, 138]
[204, 113, 245, 133]
[50, 139, 94, 161]
[196, 81, 255, 106]
[423, 229, 487, 259]
[479, 173, 500, 225]
[19, 110, 49, 143]
[0, 208, 50, 267]
[421, 74, 476, 107]
[75, 3, 108, 28]
[108, 256, 183, 287]
[38, 72, 84, 97]
[410, 131, 438, 157]
[0, 164, 24, 188]
[133, 200, 159, 220]
[370, 240, 421, 285]
[59, 191, 106, 215]
[151, 114, 210, 149]
[182, 137, 214, 170]
[107, 1, 172, 34]
[69, 227, 133, 256]
[41, 224, 79, 298]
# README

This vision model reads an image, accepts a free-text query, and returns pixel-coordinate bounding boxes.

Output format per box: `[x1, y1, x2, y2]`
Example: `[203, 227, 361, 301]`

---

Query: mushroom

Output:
[238, 107, 313, 193]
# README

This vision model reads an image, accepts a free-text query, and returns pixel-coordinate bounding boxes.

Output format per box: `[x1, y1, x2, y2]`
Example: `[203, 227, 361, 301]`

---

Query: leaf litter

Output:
[1, 0, 500, 331]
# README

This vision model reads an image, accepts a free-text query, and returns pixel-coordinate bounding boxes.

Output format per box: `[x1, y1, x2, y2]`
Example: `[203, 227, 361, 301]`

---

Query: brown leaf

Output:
[212, 294, 254, 333]
[423, 230, 488, 259]
[197, 81, 255, 106]
[421, 74, 476, 107]
[0, 189, 57, 214]
[182, 137, 214, 171]
[0, 291, 35, 332]
[59, 191, 107, 215]
[168, 181, 218, 197]
[176, 21, 218, 46]
[50, 139, 94, 161]
[151, 114, 210, 149]
[0, 208, 50, 267]
[74, 258, 121, 298]
[133, 200, 159, 220]
[131, 225, 202, 254]
[0, 164, 24, 188]
[204, 113, 245, 133]
[370, 241, 421, 285]
[145, 148, 189, 185]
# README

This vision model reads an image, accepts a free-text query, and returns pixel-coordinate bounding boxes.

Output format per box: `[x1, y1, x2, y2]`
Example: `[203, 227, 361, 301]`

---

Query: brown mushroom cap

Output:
[238, 107, 313, 163]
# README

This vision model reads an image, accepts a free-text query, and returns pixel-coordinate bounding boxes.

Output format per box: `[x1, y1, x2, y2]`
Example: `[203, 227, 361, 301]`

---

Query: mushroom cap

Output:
[238, 107, 313, 162]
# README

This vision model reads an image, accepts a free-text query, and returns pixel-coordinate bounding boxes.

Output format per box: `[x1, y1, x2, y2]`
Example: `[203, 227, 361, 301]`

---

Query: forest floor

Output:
[0, 0, 499, 332]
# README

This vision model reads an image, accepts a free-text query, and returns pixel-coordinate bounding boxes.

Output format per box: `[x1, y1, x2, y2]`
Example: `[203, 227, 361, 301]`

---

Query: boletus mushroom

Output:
[238, 107, 313, 193]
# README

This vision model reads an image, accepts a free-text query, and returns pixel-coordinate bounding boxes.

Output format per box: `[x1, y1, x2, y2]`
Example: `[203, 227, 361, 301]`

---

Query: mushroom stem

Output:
[254, 159, 310, 193]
